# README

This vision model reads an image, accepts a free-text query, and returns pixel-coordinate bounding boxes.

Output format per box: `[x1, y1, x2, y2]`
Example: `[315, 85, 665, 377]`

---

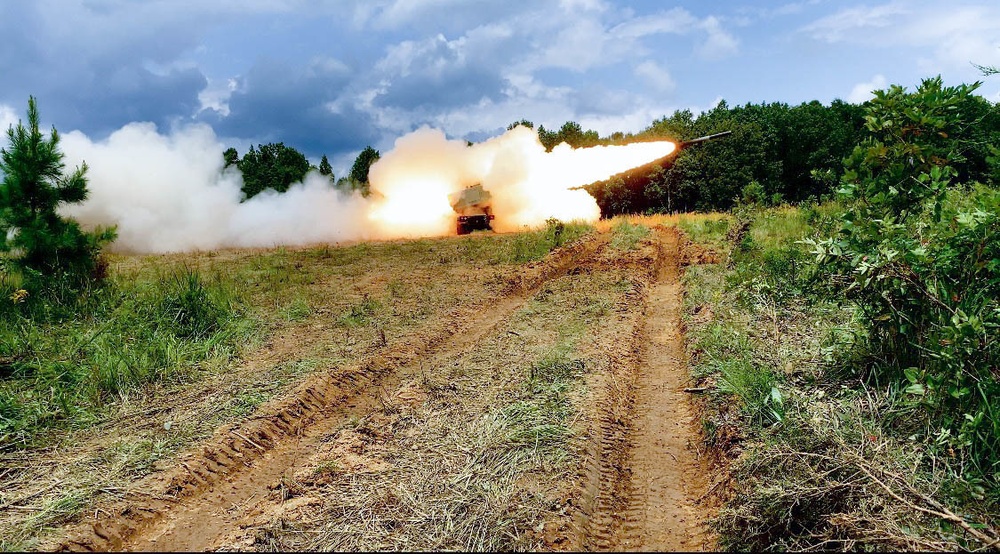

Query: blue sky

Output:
[1, 0, 999, 173]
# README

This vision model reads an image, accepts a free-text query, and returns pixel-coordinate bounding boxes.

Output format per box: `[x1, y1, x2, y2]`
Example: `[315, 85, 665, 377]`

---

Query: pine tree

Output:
[223, 147, 239, 168]
[236, 142, 311, 200]
[318, 154, 333, 178]
[0, 97, 115, 292]
[349, 146, 379, 184]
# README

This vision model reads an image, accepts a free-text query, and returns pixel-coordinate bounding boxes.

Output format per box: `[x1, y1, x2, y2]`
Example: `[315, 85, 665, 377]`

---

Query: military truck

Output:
[449, 183, 495, 235]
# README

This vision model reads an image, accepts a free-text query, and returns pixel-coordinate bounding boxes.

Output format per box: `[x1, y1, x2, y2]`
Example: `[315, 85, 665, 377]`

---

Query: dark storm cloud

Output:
[210, 59, 380, 158]
[48, 66, 207, 136]
[0, 1, 213, 135]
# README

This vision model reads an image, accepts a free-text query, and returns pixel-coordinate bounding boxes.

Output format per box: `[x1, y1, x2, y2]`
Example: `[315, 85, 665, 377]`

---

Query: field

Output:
[5, 204, 998, 552]
[1, 220, 720, 551]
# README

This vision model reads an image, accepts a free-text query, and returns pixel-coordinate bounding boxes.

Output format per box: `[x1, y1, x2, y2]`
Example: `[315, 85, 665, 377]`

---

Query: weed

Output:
[0, 266, 252, 450]
[386, 280, 404, 299]
[610, 220, 650, 250]
[26, 490, 88, 529]
[489, 220, 592, 264]
[158, 268, 231, 339]
[313, 460, 341, 476]
[279, 297, 311, 322]
[682, 201, 1000, 550]
[338, 294, 382, 327]
[715, 358, 783, 425]
[229, 389, 271, 418]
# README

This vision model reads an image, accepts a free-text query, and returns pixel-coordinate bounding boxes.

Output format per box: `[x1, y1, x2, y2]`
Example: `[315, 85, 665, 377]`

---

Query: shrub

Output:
[805, 77, 1000, 487]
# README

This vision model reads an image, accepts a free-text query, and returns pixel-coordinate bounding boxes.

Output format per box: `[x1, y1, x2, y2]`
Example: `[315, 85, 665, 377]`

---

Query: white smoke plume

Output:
[61, 123, 371, 252]
[57, 122, 675, 253]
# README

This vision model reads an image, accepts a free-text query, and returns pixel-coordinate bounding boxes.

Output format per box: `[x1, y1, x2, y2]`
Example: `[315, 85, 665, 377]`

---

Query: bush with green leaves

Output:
[805, 77, 1000, 486]
[0, 97, 115, 297]
[227, 142, 312, 200]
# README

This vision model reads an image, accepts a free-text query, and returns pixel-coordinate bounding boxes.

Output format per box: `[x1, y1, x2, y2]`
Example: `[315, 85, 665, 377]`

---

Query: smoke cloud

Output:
[57, 122, 675, 253]
[61, 123, 372, 252]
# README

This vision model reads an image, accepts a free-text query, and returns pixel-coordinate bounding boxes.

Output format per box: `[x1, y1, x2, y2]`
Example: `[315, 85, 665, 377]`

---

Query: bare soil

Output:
[4, 227, 716, 552]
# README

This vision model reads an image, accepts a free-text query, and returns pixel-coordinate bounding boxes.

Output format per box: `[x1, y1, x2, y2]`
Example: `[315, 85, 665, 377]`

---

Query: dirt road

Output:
[575, 227, 711, 551]
[43, 227, 713, 552]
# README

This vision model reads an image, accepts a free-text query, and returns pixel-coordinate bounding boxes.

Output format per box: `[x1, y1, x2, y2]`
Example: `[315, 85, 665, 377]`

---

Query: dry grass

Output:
[219, 262, 647, 552]
[0, 230, 589, 550]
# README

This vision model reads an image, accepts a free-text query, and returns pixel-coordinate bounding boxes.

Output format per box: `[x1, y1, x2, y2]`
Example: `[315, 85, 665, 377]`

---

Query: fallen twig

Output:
[850, 456, 1000, 547]
[783, 450, 1000, 548]
[230, 430, 266, 452]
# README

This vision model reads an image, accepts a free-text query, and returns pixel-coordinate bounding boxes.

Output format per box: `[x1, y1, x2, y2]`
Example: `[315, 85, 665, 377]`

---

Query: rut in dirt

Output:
[577, 226, 712, 552]
[55, 233, 608, 552]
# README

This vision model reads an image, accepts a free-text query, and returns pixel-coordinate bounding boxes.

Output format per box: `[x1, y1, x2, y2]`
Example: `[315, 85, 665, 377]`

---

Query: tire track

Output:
[54, 232, 608, 552]
[575, 226, 711, 551]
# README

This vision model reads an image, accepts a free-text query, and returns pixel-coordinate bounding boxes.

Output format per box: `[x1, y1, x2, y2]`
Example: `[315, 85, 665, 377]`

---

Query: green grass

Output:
[338, 294, 383, 327]
[676, 213, 730, 251]
[0, 268, 255, 449]
[680, 202, 1000, 550]
[489, 219, 592, 263]
[609, 220, 650, 250]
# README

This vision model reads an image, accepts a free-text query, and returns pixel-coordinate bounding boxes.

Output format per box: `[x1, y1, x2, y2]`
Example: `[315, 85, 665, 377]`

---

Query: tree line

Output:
[2, 76, 998, 300]
[221, 91, 1000, 213]
[223, 143, 381, 200]
[514, 92, 1000, 215]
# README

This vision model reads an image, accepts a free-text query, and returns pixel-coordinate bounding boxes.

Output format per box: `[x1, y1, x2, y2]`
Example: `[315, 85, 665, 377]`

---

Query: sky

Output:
[1, 0, 999, 175]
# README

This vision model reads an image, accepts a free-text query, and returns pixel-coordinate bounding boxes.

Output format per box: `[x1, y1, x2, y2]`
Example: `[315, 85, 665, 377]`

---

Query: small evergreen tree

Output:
[348, 146, 380, 196]
[507, 119, 534, 131]
[237, 142, 311, 200]
[0, 96, 115, 293]
[318, 154, 334, 181]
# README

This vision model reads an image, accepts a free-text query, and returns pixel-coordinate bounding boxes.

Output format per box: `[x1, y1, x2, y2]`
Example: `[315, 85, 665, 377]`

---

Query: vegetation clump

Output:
[808, 77, 1000, 486]
[0, 97, 115, 300]
[682, 76, 1000, 550]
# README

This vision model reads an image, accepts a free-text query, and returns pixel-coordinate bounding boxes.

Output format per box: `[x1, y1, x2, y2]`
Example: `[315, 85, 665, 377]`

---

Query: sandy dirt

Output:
[573, 227, 712, 551]
[618, 228, 712, 550]
[11, 228, 715, 552]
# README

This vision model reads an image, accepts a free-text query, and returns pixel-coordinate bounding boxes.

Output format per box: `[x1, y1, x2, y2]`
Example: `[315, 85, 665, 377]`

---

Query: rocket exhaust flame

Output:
[59, 123, 676, 253]
[366, 125, 675, 236]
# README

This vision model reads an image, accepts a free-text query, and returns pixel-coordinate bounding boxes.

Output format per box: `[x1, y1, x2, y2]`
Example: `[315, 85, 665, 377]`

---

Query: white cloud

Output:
[634, 61, 676, 92]
[848, 74, 888, 104]
[522, 5, 739, 74]
[611, 9, 696, 39]
[802, 1, 1000, 75]
[559, 0, 607, 11]
[697, 16, 739, 59]
[197, 78, 238, 116]
[0, 104, 18, 132]
[379, 0, 472, 28]
[802, 3, 907, 43]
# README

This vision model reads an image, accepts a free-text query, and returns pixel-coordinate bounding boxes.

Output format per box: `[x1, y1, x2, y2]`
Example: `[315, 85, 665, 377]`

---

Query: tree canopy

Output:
[226, 142, 311, 201]
[318, 155, 333, 179]
[213, 77, 1000, 217]
[349, 146, 380, 184]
